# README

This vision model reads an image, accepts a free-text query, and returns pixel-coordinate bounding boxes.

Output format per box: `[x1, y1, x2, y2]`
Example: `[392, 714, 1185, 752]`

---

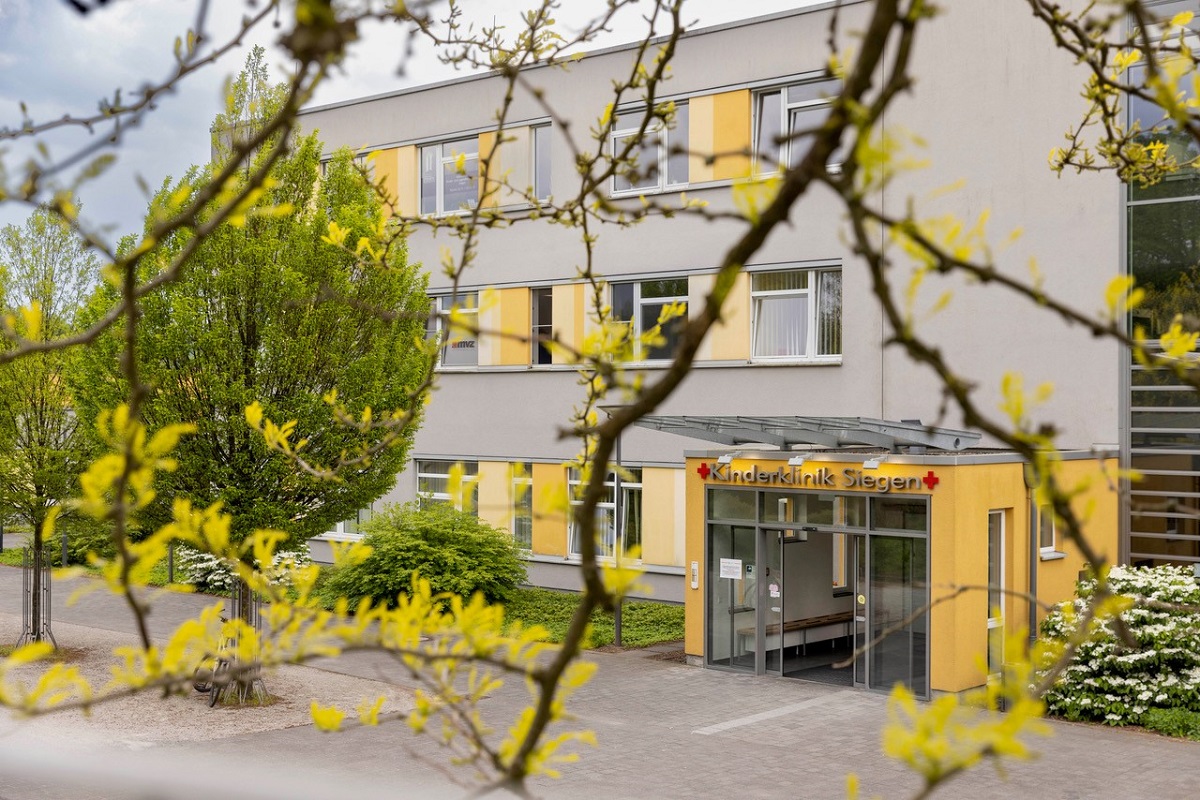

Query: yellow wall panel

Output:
[531, 462, 568, 557]
[394, 145, 418, 217]
[478, 131, 499, 208]
[551, 283, 587, 364]
[688, 94, 715, 184]
[684, 271, 748, 361]
[712, 90, 752, 180]
[498, 287, 531, 366]
[640, 468, 680, 566]
[477, 461, 511, 531]
[370, 147, 401, 217]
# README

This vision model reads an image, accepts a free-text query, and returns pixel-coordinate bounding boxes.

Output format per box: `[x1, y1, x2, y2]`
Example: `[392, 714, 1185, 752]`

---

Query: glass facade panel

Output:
[708, 488, 757, 521]
[870, 497, 928, 532]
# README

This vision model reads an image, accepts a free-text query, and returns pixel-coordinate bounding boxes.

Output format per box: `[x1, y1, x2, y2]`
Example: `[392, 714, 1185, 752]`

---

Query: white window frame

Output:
[754, 78, 842, 175]
[567, 467, 642, 559]
[420, 138, 479, 216]
[1039, 503, 1061, 557]
[428, 292, 479, 368]
[611, 278, 689, 362]
[512, 462, 533, 551]
[749, 267, 842, 362]
[416, 459, 478, 511]
[531, 286, 553, 366]
[610, 102, 689, 196]
[987, 510, 1006, 678]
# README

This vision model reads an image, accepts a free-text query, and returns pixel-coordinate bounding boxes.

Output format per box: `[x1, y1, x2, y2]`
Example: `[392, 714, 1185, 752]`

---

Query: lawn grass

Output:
[502, 587, 684, 649]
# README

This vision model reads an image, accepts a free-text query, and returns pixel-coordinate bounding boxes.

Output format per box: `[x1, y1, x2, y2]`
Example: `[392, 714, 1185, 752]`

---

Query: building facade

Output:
[295, 0, 1190, 695]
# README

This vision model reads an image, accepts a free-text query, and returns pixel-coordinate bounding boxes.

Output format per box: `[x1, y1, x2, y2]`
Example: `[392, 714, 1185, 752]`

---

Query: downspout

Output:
[1025, 464, 1038, 644]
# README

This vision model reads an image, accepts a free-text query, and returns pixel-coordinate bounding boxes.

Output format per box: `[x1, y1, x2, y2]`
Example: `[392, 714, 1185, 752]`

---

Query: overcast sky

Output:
[0, 0, 817, 240]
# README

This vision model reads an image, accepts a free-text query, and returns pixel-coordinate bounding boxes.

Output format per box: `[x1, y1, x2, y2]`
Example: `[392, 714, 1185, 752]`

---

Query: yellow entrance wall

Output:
[682, 454, 1118, 695]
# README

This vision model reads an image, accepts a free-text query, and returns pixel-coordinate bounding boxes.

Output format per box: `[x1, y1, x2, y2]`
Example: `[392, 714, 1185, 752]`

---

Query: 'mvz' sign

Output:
[696, 462, 939, 493]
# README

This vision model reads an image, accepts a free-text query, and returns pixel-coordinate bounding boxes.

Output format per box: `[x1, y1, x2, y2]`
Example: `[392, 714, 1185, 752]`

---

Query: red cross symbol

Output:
[922, 471, 939, 490]
[697, 462, 711, 479]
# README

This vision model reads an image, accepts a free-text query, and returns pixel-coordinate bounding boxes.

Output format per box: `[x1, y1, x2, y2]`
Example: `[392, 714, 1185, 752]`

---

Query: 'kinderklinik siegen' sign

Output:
[696, 461, 940, 493]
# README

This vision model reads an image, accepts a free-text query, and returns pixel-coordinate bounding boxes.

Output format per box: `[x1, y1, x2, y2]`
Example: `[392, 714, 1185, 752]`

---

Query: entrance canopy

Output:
[631, 416, 980, 453]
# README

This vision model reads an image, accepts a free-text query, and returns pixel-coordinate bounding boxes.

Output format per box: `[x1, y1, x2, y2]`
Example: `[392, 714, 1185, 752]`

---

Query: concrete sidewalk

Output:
[0, 566, 1195, 799]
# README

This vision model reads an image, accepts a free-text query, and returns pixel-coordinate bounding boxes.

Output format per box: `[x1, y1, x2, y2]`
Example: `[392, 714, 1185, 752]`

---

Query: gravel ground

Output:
[0, 615, 412, 751]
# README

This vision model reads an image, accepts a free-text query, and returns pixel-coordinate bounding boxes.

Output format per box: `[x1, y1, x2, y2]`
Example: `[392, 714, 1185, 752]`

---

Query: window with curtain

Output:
[751, 268, 841, 360]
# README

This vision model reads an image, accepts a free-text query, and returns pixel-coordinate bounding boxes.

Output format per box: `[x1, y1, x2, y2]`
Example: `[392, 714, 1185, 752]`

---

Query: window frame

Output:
[1038, 503, 1060, 556]
[611, 278, 689, 362]
[610, 102, 690, 196]
[749, 266, 842, 362]
[511, 462, 533, 551]
[753, 78, 843, 175]
[531, 287, 553, 366]
[532, 124, 552, 202]
[428, 292, 479, 368]
[419, 137, 480, 216]
[416, 459, 479, 511]
[567, 466, 643, 559]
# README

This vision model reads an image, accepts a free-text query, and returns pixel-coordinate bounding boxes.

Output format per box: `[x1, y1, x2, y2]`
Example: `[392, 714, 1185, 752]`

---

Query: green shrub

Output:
[1143, 707, 1200, 740]
[319, 502, 525, 607]
[1039, 564, 1200, 725]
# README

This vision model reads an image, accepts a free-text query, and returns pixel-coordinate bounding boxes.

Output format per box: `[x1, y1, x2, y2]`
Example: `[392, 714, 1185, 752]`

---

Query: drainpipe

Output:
[613, 430, 623, 648]
[1025, 465, 1038, 644]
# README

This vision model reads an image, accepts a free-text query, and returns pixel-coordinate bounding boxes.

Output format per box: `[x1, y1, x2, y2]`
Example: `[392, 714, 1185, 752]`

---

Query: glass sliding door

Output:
[868, 535, 928, 695]
[706, 523, 757, 671]
[851, 533, 929, 696]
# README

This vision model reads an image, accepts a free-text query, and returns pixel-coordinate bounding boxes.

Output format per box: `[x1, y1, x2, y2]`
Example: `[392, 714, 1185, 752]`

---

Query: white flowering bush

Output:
[1040, 565, 1200, 725]
[175, 544, 312, 594]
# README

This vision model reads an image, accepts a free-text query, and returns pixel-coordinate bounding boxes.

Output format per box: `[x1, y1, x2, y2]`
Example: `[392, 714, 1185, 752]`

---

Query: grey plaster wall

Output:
[299, 0, 1121, 498]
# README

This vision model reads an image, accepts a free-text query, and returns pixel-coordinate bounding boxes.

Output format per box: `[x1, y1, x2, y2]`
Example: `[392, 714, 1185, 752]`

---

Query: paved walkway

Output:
[0, 565, 1195, 799]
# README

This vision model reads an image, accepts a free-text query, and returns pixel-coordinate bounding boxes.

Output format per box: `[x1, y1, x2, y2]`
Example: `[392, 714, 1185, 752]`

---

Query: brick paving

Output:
[0, 562, 1195, 799]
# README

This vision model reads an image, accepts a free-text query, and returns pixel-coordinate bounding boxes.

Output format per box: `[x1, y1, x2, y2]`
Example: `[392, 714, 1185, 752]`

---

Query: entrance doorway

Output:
[705, 488, 929, 697]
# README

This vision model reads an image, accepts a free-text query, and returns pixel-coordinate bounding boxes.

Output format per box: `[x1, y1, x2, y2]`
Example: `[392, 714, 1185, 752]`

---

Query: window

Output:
[612, 278, 688, 361]
[611, 103, 689, 194]
[420, 138, 479, 215]
[416, 459, 478, 510]
[428, 293, 478, 367]
[532, 287, 553, 365]
[568, 467, 642, 558]
[987, 510, 1005, 677]
[512, 462, 533, 550]
[750, 268, 842, 360]
[328, 507, 373, 537]
[755, 78, 842, 173]
[533, 124, 552, 201]
[1039, 504, 1056, 552]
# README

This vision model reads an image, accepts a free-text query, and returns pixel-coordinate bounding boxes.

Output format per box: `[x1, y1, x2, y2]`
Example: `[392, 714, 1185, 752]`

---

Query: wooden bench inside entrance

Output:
[736, 610, 854, 655]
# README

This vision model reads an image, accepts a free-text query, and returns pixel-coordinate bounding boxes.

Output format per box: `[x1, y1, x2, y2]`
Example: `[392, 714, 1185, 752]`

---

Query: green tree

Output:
[0, 205, 98, 642]
[73, 51, 430, 552]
